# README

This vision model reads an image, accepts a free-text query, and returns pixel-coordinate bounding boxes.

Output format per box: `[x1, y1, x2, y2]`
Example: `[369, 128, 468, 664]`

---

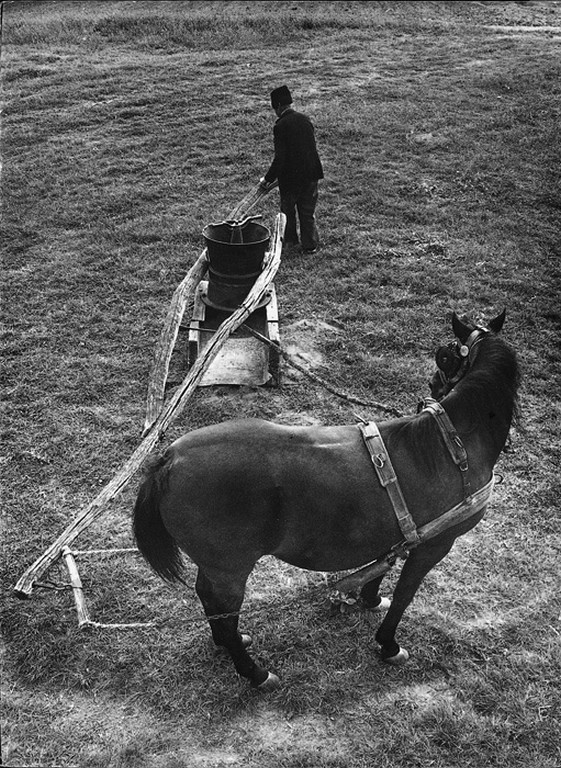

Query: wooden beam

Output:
[13, 213, 285, 599]
[143, 251, 208, 434]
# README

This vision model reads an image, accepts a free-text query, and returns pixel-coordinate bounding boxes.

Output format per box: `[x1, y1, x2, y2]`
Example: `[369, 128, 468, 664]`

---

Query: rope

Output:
[43, 547, 333, 631]
[67, 594, 330, 632]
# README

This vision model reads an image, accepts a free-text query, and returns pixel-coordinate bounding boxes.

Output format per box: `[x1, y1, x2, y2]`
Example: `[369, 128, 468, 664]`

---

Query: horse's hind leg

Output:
[195, 567, 280, 691]
[360, 574, 391, 612]
[375, 536, 455, 663]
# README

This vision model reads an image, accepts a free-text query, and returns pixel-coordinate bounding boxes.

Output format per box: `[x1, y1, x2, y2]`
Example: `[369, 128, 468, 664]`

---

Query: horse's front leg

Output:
[195, 568, 280, 691]
[375, 536, 455, 664]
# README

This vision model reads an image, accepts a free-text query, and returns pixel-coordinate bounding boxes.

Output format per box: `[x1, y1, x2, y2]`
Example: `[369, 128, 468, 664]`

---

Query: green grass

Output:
[2, 1, 561, 766]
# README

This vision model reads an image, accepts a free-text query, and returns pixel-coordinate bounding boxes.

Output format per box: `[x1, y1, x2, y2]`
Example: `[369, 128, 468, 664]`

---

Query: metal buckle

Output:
[373, 453, 385, 469]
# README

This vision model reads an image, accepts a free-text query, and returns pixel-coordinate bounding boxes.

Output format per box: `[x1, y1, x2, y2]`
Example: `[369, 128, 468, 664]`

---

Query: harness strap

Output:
[422, 398, 472, 502]
[330, 476, 494, 600]
[358, 422, 420, 547]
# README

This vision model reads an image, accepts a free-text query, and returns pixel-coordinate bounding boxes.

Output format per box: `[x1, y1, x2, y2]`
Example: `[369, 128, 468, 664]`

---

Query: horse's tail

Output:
[133, 452, 187, 585]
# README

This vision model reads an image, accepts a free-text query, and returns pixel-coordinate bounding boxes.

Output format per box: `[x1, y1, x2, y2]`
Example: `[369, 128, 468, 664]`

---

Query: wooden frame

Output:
[13, 199, 284, 600]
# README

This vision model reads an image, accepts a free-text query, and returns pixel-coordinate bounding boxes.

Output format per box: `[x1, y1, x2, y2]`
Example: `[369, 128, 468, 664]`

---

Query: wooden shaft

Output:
[13, 213, 285, 599]
[227, 181, 277, 222]
[143, 251, 209, 433]
[143, 182, 276, 433]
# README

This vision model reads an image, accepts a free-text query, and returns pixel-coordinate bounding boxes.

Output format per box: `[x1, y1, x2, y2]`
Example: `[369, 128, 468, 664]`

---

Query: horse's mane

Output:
[451, 334, 521, 428]
[390, 334, 521, 474]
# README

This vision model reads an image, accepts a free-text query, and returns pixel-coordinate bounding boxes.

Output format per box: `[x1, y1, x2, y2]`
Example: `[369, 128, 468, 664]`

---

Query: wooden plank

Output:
[191, 282, 276, 387]
[13, 213, 285, 599]
[266, 285, 280, 342]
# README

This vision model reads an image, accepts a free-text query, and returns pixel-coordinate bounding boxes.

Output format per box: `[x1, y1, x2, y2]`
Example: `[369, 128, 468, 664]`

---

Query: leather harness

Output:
[358, 421, 420, 546]
[331, 326, 495, 606]
[421, 398, 472, 502]
[357, 399, 475, 550]
[357, 328, 492, 547]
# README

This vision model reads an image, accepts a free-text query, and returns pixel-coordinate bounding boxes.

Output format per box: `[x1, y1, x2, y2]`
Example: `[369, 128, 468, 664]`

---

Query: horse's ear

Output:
[451, 312, 472, 342]
[488, 308, 506, 334]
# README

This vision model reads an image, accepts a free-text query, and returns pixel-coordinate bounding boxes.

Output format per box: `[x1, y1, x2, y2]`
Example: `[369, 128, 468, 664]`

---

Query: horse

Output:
[133, 310, 520, 691]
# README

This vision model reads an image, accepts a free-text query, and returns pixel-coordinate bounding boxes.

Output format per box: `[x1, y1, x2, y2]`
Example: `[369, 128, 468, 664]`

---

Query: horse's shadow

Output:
[9, 571, 553, 729]
[115, 579, 465, 717]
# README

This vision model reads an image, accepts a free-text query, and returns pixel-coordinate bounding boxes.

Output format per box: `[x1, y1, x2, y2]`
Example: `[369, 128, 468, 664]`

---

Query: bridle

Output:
[434, 326, 490, 391]
[416, 326, 492, 503]
[355, 324, 494, 590]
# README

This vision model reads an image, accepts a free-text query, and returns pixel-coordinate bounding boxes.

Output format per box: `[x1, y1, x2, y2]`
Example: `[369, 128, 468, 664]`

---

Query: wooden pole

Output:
[13, 213, 285, 599]
[62, 547, 91, 627]
[143, 252, 208, 434]
[227, 180, 277, 222]
[61, 546, 159, 630]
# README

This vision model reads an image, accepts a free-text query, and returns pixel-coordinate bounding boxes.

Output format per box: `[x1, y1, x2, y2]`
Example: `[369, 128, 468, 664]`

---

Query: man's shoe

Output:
[303, 247, 318, 254]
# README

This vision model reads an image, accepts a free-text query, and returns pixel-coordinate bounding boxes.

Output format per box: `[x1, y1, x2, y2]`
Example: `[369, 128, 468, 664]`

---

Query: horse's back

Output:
[167, 418, 369, 486]
[170, 417, 341, 449]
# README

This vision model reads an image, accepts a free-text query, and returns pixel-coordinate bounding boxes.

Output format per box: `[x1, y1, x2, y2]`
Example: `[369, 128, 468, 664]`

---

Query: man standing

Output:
[260, 86, 324, 254]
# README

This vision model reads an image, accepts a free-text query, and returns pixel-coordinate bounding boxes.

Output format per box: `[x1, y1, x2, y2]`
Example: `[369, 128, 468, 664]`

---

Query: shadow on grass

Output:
[8, 568, 558, 726]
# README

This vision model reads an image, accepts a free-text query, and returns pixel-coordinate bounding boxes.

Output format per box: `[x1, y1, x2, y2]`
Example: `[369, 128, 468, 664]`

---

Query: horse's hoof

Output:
[383, 647, 409, 665]
[370, 596, 391, 613]
[256, 671, 281, 692]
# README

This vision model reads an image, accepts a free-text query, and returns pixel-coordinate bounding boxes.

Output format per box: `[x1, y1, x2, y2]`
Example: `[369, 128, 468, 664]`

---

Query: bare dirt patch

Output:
[281, 318, 343, 371]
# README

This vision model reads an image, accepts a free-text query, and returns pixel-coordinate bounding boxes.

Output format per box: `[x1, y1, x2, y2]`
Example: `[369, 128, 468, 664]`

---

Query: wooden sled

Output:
[143, 182, 278, 433]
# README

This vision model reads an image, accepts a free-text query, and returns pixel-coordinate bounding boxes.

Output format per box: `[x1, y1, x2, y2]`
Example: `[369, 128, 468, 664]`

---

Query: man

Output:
[260, 85, 324, 254]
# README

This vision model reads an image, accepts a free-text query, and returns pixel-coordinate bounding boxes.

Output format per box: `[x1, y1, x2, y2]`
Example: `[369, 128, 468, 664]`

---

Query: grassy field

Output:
[2, 1, 561, 766]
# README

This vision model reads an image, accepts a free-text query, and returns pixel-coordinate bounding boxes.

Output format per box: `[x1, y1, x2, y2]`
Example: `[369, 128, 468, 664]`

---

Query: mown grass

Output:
[2, 1, 561, 767]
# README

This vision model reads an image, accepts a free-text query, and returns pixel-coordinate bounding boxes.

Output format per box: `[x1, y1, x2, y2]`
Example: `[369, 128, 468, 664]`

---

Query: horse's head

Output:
[430, 309, 506, 400]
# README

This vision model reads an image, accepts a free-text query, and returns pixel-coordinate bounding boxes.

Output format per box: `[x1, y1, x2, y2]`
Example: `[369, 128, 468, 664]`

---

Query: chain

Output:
[242, 324, 405, 418]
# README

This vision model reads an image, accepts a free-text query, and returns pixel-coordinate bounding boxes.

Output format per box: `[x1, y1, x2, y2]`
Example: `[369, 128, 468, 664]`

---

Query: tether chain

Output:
[207, 610, 241, 621]
[242, 325, 405, 418]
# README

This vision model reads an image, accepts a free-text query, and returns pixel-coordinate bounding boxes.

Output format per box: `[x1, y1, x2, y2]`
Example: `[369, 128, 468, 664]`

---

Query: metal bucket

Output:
[203, 220, 270, 310]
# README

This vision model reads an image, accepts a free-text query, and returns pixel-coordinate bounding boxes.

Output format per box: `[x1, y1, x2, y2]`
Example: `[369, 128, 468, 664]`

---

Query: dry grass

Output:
[2, 1, 561, 766]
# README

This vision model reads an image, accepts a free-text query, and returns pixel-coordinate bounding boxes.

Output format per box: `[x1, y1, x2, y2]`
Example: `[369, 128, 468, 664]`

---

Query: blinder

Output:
[435, 328, 488, 387]
[435, 342, 464, 379]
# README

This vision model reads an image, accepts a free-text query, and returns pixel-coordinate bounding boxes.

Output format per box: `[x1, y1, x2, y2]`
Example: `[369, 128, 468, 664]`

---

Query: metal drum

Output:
[202, 219, 270, 311]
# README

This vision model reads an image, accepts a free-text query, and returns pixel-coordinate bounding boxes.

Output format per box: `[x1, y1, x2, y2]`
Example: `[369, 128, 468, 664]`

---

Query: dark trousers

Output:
[280, 181, 320, 251]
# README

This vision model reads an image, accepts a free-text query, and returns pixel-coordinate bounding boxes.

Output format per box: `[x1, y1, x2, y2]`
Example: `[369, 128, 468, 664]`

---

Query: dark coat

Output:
[264, 109, 324, 194]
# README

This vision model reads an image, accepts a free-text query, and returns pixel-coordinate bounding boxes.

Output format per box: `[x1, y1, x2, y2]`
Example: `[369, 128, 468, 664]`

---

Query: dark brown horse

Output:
[133, 311, 519, 690]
